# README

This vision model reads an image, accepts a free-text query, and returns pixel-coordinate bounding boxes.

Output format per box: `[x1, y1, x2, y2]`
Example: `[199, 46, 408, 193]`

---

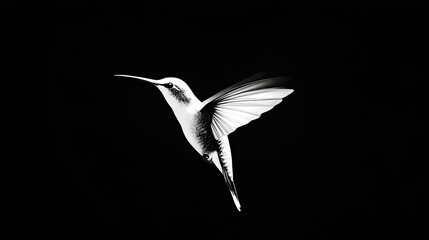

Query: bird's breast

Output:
[177, 111, 217, 156]
[180, 114, 204, 155]
[194, 112, 218, 154]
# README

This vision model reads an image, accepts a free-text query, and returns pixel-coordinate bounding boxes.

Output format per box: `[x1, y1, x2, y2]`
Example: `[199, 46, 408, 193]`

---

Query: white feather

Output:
[203, 77, 294, 140]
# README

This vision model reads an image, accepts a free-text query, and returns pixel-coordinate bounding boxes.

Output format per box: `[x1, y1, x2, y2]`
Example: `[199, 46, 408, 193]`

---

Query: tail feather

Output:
[221, 163, 241, 211]
[213, 136, 242, 211]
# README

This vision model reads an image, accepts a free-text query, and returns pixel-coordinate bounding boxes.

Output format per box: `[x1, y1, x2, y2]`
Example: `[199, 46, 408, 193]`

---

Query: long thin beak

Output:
[114, 74, 160, 85]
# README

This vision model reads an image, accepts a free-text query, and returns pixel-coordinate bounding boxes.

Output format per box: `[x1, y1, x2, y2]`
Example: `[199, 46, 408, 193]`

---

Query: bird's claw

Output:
[203, 154, 213, 164]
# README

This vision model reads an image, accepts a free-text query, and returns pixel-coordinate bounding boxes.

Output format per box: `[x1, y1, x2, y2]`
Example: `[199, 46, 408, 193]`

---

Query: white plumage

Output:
[115, 73, 294, 211]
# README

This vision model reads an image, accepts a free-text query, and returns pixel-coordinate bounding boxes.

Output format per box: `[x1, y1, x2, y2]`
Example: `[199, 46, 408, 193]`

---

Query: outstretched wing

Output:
[201, 75, 294, 140]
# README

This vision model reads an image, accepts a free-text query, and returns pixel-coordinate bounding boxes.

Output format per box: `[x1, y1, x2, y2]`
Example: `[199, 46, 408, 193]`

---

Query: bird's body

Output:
[115, 73, 294, 211]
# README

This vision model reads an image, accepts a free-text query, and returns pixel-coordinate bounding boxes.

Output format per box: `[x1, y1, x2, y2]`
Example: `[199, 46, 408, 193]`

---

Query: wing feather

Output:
[202, 75, 294, 140]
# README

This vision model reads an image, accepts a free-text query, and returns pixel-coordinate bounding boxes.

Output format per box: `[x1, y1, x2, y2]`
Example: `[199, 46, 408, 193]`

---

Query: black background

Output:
[6, 0, 427, 238]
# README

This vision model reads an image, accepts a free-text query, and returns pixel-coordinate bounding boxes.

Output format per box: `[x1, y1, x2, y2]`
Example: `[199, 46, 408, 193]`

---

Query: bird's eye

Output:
[165, 83, 174, 88]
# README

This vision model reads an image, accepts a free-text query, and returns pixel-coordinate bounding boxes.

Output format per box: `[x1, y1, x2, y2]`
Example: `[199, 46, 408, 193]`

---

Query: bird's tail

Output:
[221, 165, 241, 211]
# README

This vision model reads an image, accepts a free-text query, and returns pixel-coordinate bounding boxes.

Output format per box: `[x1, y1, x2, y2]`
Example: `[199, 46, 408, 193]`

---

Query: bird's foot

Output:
[203, 154, 213, 164]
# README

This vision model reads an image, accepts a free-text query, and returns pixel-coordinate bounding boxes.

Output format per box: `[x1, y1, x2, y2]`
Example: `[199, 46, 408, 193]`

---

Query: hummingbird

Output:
[115, 73, 294, 211]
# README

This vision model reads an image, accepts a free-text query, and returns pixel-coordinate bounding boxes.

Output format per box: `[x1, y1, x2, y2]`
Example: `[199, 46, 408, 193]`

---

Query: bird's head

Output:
[115, 74, 200, 109]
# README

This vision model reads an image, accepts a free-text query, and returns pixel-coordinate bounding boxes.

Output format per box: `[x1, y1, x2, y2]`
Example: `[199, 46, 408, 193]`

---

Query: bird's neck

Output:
[166, 97, 203, 125]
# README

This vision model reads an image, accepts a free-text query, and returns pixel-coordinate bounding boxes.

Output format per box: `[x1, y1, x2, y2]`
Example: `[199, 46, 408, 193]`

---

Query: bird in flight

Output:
[115, 73, 294, 211]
